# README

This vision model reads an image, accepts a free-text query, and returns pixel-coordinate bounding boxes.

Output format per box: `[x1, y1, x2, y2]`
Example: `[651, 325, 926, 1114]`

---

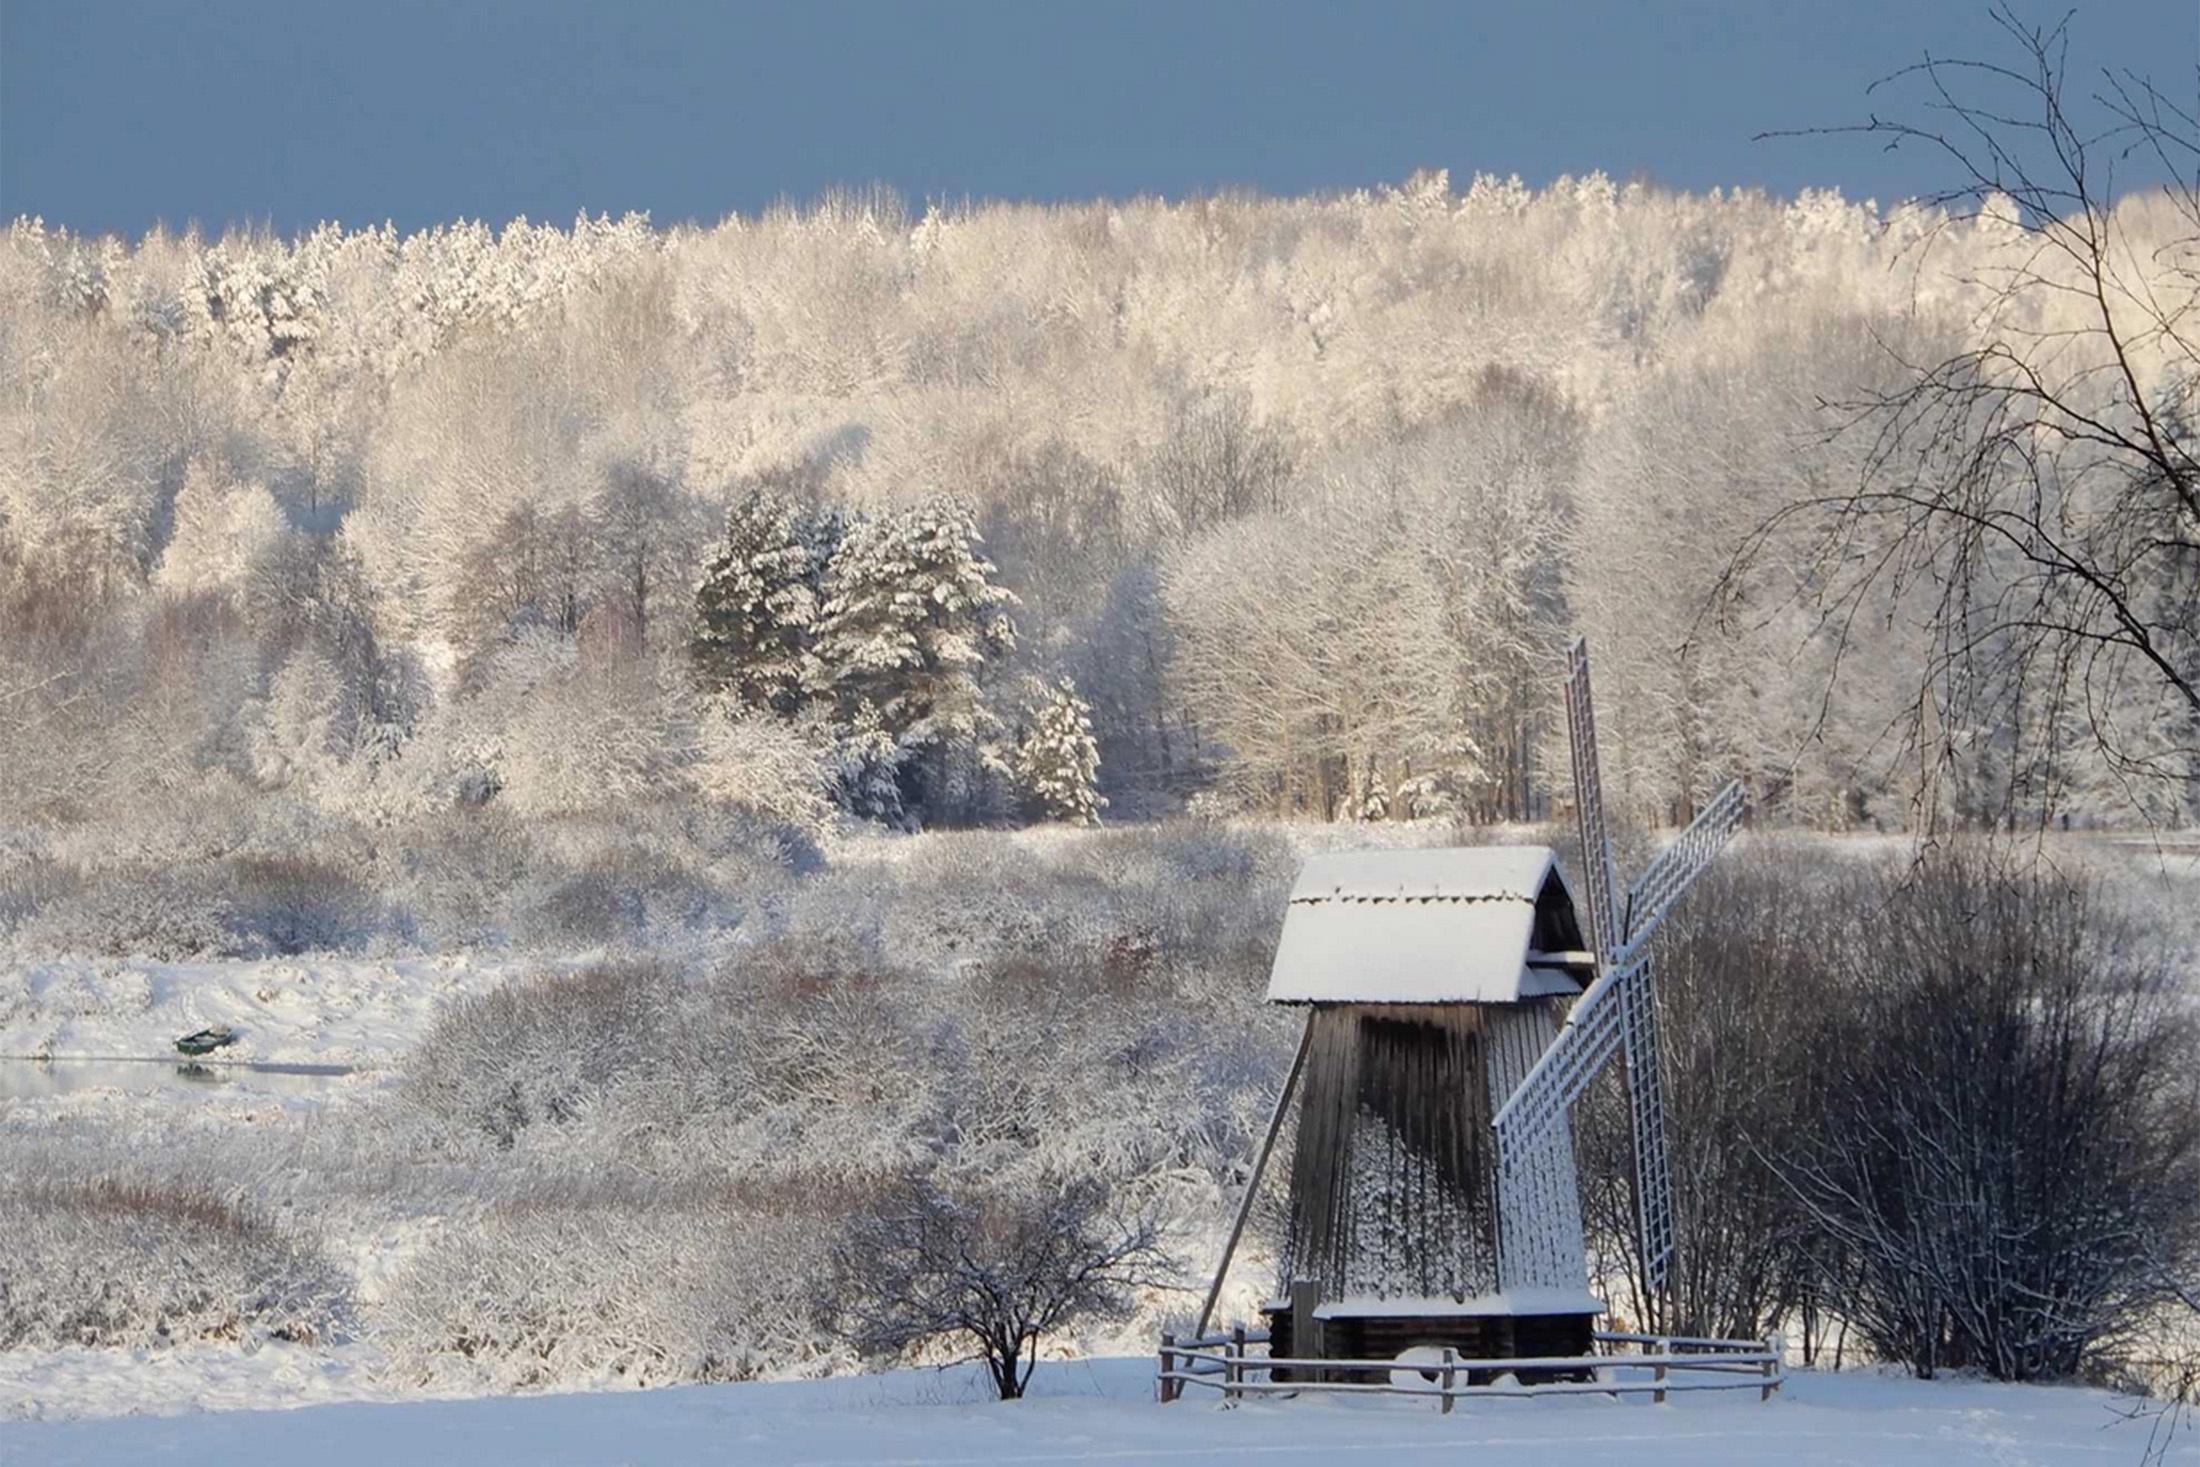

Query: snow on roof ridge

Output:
[1285, 844, 1558, 903]
[1288, 889, 1535, 905]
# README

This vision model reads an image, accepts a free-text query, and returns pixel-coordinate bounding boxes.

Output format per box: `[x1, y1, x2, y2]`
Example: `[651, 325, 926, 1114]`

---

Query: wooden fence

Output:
[1158, 1326, 1783, 1409]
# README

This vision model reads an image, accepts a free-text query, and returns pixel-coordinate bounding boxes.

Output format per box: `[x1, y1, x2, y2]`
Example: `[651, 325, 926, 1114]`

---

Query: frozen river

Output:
[0, 1055, 358, 1103]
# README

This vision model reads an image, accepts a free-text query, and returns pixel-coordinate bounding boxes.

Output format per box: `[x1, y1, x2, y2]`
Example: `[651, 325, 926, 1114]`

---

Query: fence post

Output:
[1762, 1332, 1783, 1402]
[1654, 1336, 1669, 1405]
[1440, 1347, 1456, 1414]
[1159, 1332, 1176, 1404]
[1225, 1325, 1246, 1404]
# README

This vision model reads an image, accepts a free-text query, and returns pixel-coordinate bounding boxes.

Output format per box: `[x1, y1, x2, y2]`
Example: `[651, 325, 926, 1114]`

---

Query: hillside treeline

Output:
[4, 174, 2195, 866]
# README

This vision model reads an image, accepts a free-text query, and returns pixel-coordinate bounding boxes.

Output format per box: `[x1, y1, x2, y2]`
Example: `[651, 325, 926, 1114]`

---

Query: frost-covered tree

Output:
[692, 695, 837, 833]
[808, 497, 1016, 822]
[1691, 11, 2200, 833]
[978, 442, 1126, 651]
[1013, 679, 1105, 825]
[7, 118, 2196, 843]
[155, 462, 292, 603]
[492, 633, 697, 821]
[451, 501, 595, 678]
[1163, 452, 1499, 820]
[823, 704, 909, 826]
[247, 644, 359, 795]
[1142, 385, 1295, 537]
[588, 456, 696, 648]
[689, 485, 833, 715]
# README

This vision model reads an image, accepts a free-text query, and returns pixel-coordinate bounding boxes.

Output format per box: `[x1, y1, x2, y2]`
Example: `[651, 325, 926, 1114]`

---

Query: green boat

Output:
[174, 1025, 238, 1057]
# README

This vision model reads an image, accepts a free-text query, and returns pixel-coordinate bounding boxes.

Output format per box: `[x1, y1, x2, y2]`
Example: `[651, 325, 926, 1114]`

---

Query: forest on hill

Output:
[3, 165, 2195, 901]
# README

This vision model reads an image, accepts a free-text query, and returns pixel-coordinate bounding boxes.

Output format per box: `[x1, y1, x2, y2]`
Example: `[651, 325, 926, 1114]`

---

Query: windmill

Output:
[1191, 636, 1743, 1365]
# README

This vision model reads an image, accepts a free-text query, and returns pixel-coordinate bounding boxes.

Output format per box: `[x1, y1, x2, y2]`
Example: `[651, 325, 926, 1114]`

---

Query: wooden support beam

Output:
[1193, 1012, 1314, 1340]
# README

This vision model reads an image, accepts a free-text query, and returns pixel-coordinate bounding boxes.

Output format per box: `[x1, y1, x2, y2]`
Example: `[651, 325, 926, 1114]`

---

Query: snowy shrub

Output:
[224, 853, 384, 955]
[0, 850, 74, 943]
[373, 809, 539, 948]
[871, 835, 1103, 965]
[14, 863, 238, 959]
[377, 1184, 847, 1389]
[0, 1178, 350, 1351]
[480, 635, 697, 822]
[1058, 819, 1283, 891]
[511, 843, 727, 949]
[677, 800, 825, 882]
[1050, 822, 1295, 995]
[696, 935, 943, 1176]
[401, 960, 681, 1148]
[245, 644, 365, 797]
[692, 700, 837, 835]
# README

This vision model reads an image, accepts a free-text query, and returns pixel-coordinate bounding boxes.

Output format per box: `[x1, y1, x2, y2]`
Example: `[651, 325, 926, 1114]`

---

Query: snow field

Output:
[2, 1357, 2189, 1467]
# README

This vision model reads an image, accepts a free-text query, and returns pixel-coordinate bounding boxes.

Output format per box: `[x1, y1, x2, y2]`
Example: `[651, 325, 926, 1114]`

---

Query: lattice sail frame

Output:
[1563, 641, 1622, 961]
[1493, 638, 1744, 1299]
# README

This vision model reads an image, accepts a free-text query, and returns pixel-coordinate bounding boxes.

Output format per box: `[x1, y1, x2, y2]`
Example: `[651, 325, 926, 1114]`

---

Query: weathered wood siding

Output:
[1280, 1003, 1502, 1302]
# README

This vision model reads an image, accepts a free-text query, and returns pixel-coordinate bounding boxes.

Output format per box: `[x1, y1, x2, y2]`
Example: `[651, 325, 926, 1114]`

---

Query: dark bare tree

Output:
[1742, 7, 2200, 828]
[831, 1174, 1175, 1400]
[589, 458, 695, 648]
[1777, 850, 2200, 1381]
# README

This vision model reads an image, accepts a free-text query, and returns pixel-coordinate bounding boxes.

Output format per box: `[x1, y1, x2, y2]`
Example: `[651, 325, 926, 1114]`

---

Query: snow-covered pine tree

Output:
[1013, 678, 1106, 825]
[690, 486, 833, 715]
[825, 703, 909, 827]
[807, 497, 1015, 822]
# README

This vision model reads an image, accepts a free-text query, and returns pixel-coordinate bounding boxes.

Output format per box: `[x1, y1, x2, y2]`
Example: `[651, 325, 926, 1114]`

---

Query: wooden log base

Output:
[1262, 1307, 1599, 1385]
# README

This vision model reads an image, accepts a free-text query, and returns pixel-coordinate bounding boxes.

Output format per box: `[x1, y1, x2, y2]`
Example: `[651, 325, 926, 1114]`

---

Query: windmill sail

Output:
[1613, 780, 1743, 1290]
[1617, 954, 1675, 1290]
[1562, 638, 1621, 957]
[1496, 640, 1744, 1303]
[1493, 946, 1636, 1139]
[1623, 780, 1745, 948]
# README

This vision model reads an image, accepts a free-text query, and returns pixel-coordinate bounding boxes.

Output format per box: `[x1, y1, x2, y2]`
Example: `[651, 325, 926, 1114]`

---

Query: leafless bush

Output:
[0, 1177, 350, 1350]
[831, 1173, 1176, 1399]
[1781, 848, 2200, 1380]
[13, 863, 238, 958]
[400, 960, 681, 1148]
[512, 844, 726, 949]
[0, 849, 75, 941]
[373, 809, 538, 949]
[1577, 836, 2200, 1381]
[224, 853, 384, 955]
[504, 807, 804, 950]
[378, 1181, 847, 1389]
[1579, 838, 1864, 1341]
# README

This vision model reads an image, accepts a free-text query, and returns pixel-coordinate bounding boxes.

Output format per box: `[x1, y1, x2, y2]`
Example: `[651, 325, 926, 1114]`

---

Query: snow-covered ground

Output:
[1, 1356, 2188, 1467]
[0, 952, 517, 1068]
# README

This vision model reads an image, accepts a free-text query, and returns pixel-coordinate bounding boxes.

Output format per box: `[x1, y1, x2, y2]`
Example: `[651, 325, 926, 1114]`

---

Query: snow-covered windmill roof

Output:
[1265, 846, 1590, 1005]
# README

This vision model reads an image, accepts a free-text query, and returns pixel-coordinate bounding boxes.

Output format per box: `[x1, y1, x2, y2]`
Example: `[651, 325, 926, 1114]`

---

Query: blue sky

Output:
[1, 1, 2191, 238]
